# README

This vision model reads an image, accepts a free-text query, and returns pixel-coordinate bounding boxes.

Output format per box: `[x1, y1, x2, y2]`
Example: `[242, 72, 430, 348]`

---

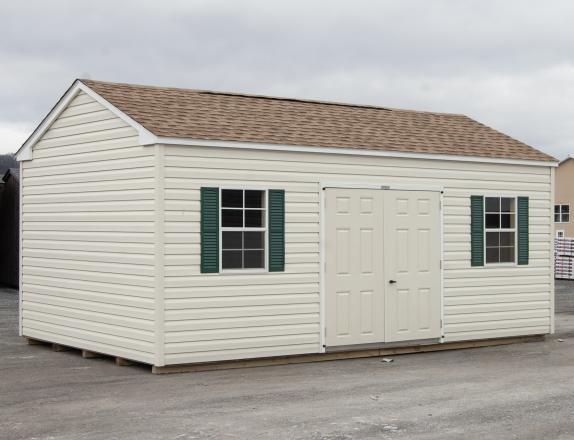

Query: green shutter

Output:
[200, 187, 219, 273]
[517, 196, 529, 265]
[268, 189, 285, 272]
[470, 195, 484, 267]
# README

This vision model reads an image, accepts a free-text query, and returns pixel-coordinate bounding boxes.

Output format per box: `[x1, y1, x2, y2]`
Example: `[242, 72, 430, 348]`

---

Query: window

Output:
[221, 189, 266, 270]
[485, 197, 516, 264]
[557, 230, 565, 238]
[555, 204, 570, 223]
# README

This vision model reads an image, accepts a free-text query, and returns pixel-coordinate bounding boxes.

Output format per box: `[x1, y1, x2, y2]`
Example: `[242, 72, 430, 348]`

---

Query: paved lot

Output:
[2, 283, 574, 440]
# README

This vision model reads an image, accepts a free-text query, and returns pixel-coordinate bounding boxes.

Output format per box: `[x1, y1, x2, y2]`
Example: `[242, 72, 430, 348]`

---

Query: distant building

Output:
[0, 168, 20, 287]
[555, 157, 574, 238]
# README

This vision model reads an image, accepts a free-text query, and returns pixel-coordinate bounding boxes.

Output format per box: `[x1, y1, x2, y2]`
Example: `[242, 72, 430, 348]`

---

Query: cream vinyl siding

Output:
[20, 88, 553, 367]
[163, 145, 552, 364]
[21, 91, 157, 364]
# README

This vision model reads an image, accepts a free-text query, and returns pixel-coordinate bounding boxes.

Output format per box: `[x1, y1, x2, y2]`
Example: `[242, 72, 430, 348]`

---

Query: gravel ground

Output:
[1, 284, 573, 440]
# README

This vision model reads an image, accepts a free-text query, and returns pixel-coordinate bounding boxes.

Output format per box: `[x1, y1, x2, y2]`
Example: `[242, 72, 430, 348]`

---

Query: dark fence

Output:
[0, 170, 19, 287]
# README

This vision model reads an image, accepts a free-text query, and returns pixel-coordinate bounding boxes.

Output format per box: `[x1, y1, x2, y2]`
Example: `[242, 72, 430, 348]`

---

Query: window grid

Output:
[555, 204, 570, 223]
[484, 197, 516, 264]
[220, 189, 267, 271]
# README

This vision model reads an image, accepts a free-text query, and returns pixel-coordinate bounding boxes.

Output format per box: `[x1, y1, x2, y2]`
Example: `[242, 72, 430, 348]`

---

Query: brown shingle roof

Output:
[81, 79, 556, 162]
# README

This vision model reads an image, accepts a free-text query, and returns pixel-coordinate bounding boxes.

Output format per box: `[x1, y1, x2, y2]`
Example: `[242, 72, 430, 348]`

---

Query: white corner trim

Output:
[156, 136, 558, 168]
[18, 160, 23, 336]
[15, 80, 157, 161]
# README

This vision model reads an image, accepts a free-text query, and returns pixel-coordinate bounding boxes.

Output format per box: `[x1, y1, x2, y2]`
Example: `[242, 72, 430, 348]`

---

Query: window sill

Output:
[219, 269, 269, 275]
[484, 262, 518, 267]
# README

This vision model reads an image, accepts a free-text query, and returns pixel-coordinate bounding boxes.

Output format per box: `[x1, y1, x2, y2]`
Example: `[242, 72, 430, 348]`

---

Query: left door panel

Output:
[325, 188, 385, 347]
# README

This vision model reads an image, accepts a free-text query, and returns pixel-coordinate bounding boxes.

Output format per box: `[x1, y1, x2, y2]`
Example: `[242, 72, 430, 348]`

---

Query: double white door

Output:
[325, 188, 441, 347]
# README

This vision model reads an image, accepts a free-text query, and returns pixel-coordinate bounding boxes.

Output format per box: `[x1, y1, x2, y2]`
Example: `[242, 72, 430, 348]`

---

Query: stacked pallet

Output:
[555, 237, 574, 279]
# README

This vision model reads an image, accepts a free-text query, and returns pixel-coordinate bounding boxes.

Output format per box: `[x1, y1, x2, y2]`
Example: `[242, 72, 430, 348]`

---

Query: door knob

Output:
[389, 280, 397, 284]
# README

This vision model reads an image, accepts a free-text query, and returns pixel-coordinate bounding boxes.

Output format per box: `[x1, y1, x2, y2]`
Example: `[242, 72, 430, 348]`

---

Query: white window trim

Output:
[556, 230, 565, 238]
[484, 196, 518, 266]
[219, 187, 268, 273]
[554, 204, 570, 224]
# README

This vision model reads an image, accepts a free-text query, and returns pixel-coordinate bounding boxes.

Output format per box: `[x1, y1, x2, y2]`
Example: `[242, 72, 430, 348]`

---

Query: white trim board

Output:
[17, 80, 558, 168]
[320, 181, 444, 192]
[16, 80, 155, 161]
[156, 137, 558, 168]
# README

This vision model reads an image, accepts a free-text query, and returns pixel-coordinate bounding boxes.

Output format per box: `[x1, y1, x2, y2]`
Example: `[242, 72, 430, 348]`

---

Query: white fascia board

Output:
[156, 136, 558, 168]
[15, 81, 81, 161]
[16, 80, 157, 161]
[16, 80, 556, 169]
[78, 82, 156, 146]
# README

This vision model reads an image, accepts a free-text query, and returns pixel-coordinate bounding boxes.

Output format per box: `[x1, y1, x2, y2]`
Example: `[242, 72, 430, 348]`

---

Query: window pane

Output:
[500, 214, 514, 229]
[555, 213, 561, 223]
[245, 209, 264, 227]
[222, 231, 242, 249]
[501, 198, 513, 213]
[485, 197, 499, 213]
[485, 214, 500, 229]
[222, 250, 242, 269]
[245, 190, 264, 208]
[486, 247, 499, 263]
[555, 205, 561, 214]
[244, 231, 264, 249]
[564, 213, 570, 223]
[244, 250, 264, 268]
[222, 209, 243, 227]
[222, 190, 243, 208]
[499, 232, 515, 246]
[500, 247, 514, 263]
[563, 205, 570, 213]
[486, 232, 499, 247]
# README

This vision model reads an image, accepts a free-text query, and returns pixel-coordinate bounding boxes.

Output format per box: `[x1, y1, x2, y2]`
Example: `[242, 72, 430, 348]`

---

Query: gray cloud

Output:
[1, 0, 573, 158]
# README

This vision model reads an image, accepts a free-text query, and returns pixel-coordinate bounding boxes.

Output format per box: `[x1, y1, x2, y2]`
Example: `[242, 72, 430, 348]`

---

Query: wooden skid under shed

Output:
[24, 337, 136, 367]
[151, 335, 545, 374]
[23, 335, 545, 374]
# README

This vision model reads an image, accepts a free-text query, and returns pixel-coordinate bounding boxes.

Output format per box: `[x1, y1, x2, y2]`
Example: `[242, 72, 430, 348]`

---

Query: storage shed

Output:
[16, 79, 558, 371]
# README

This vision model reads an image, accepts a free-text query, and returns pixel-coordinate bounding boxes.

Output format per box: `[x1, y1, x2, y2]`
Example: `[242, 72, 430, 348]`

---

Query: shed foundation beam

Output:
[25, 337, 44, 345]
[115, 357, 133, 366]
[52, 344, 72, 352]
[81, 350, 103, 359]
[151, 334, 545, 374]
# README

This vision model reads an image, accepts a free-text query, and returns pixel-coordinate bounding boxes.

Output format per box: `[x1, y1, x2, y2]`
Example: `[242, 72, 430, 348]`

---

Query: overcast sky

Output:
[1, 0, 574, 159]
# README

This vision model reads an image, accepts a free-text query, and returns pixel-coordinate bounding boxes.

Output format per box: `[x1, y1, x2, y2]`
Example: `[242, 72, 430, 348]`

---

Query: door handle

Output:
[389, 280, 397, 284]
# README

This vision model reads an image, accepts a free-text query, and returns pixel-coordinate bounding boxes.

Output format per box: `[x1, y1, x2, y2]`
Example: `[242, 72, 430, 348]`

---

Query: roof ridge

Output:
[79, 78, 464, 117]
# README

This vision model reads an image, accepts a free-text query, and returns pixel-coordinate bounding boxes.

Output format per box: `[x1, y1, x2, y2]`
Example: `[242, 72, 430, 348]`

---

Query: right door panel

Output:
[383, 190, 441, 342]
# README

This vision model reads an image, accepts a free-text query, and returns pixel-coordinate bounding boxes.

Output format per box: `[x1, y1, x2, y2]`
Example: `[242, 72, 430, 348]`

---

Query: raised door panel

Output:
[384, 190, 441, 342]
[325, 189, 385, 346]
